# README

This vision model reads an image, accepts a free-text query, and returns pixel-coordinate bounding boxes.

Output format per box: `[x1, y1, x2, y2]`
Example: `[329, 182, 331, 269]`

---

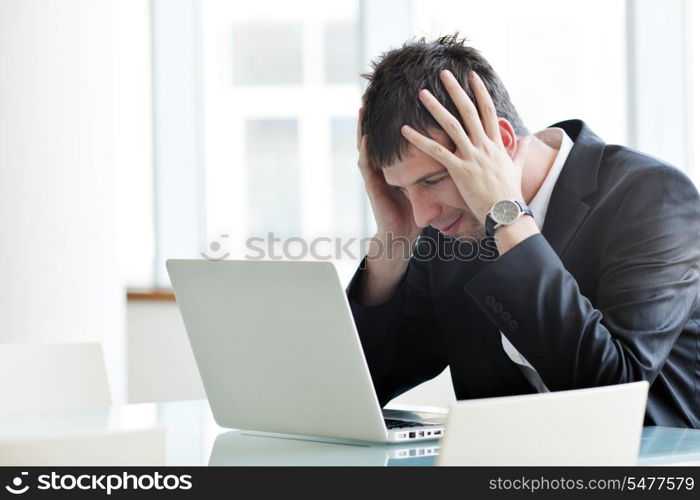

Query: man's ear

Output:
[498, 118, 517, 158]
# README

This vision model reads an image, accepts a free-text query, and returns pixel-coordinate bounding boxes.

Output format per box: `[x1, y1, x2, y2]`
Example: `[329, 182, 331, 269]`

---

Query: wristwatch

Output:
[485, 200, 533, 237]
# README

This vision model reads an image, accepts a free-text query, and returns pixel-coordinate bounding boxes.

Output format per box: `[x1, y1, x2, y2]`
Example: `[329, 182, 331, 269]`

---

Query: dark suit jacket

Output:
[347, 120, 700, 428]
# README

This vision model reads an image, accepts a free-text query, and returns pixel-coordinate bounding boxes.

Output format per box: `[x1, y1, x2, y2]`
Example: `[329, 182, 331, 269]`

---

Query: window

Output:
[118, 0, 698, 289]
[200, 0, 363, 283]
[114, 0, 155, 288]
[410, 0, 627, 144]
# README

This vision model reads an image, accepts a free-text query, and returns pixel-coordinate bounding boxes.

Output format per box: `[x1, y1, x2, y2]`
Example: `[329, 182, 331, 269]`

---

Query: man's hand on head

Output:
[399, 70, 538, 253]
[354, 107, 420, 306]
[400, 71, 531, 227]
[356, 107, 421, 251]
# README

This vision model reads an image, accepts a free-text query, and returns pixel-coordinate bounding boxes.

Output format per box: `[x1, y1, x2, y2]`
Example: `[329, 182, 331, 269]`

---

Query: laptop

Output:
[436, 381, 649, 466]
[166, 259, 444, 443]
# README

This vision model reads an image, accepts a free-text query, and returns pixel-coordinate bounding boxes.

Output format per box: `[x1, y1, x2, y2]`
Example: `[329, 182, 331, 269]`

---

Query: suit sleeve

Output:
[463, 165, 700, 391]
[346, 242, 447, 406]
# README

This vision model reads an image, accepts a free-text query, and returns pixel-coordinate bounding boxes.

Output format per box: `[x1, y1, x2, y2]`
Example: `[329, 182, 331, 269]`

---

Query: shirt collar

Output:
[528, 127, 575, 229]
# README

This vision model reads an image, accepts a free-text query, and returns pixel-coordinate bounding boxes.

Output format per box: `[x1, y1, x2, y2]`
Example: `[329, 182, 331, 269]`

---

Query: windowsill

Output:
[126, 288, 175, 302]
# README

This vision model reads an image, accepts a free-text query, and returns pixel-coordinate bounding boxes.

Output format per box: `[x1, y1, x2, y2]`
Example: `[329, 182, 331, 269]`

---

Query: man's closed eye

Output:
[421, 177, 446, 187]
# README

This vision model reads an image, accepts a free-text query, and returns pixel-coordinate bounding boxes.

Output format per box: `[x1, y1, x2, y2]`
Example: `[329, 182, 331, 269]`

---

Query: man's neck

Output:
[520, 132, 560, 204]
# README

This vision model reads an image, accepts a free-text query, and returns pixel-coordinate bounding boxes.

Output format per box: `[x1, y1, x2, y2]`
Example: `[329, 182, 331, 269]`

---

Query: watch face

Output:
[491, 200, 520, 225]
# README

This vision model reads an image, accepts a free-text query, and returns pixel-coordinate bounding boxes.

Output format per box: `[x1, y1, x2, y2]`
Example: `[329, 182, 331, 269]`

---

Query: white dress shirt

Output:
[499, 127, 574, 392]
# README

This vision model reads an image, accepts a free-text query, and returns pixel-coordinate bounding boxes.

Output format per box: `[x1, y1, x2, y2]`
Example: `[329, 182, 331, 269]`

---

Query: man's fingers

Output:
[468, 71, 502, 145]
[438, 70, 488, 147]
[357, 134, 371, 181]
[358, 134, 396, 201]
[418, 89, 474, 156]
[358, 135, 381, 184]
[400, 125, 464, 172]
[356, 107, 365, 152]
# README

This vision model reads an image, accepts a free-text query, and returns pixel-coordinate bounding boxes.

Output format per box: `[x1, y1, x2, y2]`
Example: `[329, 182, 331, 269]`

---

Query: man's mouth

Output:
[437, 214, 463, 235]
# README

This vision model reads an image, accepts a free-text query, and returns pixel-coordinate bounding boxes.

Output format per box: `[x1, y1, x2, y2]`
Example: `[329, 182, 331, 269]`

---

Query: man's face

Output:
[382, 129, 484, 239]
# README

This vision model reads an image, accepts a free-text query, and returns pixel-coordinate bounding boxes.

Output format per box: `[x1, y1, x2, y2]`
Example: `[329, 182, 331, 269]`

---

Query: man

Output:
[347, 34, 700, 428]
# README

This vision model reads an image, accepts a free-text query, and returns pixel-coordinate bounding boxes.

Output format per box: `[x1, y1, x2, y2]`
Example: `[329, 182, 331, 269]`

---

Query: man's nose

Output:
[409, 192, 440, 229]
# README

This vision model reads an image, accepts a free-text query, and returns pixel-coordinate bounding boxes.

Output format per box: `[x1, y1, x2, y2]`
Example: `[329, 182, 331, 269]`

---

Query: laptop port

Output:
[409, 432, 416, 438]
[434, 430, 442, 435]
[417, 431, 424, 437]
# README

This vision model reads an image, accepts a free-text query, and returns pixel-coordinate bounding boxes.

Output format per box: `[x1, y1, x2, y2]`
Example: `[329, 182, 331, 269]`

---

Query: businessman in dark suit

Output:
[348, 35, 700, 428]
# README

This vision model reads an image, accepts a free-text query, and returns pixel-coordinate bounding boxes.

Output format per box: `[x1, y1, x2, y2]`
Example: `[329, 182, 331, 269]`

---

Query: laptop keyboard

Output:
[384, 418, 437, 429]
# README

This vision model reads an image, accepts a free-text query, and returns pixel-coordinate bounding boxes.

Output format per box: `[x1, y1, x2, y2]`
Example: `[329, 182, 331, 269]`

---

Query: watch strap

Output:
[485, 212, 498, 237]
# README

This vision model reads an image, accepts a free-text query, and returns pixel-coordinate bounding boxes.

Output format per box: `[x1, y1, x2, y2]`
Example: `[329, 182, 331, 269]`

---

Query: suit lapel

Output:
[539, 120, 606, 258]
[541, 188, 590, 256]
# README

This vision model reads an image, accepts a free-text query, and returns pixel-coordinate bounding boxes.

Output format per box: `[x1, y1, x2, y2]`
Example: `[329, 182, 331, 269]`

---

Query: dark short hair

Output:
[361, 34, 528, 169]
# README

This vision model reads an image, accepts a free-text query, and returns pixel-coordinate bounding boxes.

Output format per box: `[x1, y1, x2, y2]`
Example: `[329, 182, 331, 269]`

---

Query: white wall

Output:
[0, 0, 125, 400]
[127, 301, 205, 403]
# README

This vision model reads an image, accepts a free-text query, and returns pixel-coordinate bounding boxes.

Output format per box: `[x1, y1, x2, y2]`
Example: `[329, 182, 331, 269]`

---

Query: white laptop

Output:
[166, 259, 444, 443]
[437, 381, 649, 466]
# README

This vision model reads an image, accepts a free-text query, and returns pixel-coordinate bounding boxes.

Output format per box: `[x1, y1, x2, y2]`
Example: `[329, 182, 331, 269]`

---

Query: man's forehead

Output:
[382, 128, 453, 185]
